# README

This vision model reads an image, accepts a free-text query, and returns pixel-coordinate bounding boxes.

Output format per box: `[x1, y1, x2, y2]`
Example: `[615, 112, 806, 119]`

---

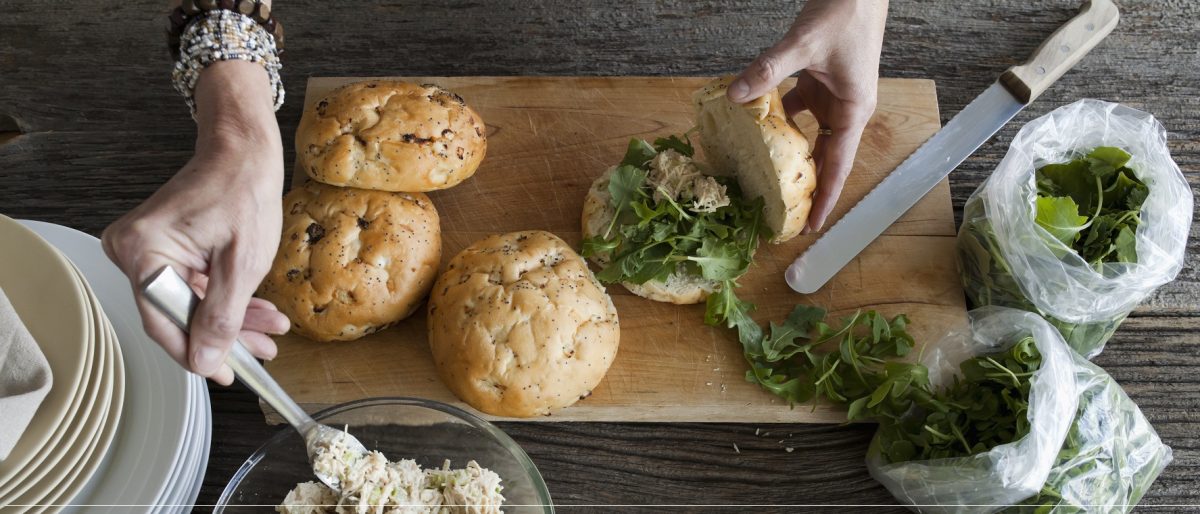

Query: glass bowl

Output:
[215, 397, 553, 513]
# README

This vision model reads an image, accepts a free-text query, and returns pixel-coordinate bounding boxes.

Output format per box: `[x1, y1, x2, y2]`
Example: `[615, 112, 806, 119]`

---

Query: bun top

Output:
[426, 230, 620, 418]
[297, 80, 487, 193]
[256, 181, 442, 342]
[693, 76, 817, 243]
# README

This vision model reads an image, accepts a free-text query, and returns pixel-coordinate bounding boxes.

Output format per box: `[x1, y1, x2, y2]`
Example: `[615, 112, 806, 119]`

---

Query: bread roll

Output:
[693, 75, 816, 243]
[257, 182, 441, 342]
[296, 80, 487, 192]
[581, 166, 718, 305]
[427, 231, 620, 418]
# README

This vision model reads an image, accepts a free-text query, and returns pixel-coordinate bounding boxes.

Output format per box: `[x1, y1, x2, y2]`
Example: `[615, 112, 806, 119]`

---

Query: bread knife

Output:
[786, 0, 1119, 294]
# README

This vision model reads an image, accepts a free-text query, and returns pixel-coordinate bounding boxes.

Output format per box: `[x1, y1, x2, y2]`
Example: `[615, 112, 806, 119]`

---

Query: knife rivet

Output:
[1060, 44, 1070, 53]
[1037, 65, 1047, 74]
[1086, 22, 1095, 31]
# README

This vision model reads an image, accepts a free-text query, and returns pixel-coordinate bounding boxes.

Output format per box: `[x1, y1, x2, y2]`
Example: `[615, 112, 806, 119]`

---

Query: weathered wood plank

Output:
[1, 0, 1197, 510]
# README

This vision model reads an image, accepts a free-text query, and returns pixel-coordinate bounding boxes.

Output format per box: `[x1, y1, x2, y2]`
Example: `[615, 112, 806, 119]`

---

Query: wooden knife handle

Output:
[999, 0, 1119, 104]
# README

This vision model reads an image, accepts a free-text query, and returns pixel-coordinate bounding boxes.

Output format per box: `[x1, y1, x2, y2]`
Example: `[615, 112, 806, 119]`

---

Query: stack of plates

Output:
[0, 216, 211, 513]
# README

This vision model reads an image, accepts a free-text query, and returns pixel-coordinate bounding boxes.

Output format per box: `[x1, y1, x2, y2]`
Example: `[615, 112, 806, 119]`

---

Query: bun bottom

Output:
[581, 167, 718, 305]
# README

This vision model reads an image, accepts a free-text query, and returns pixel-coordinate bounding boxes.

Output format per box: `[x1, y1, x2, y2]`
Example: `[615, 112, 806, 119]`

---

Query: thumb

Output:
[189, 246, 258, 378]
[728, 38, 812, 103]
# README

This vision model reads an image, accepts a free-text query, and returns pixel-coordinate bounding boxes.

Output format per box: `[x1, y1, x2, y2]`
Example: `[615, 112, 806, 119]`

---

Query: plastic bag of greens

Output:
[866, 307, 1172, 513]
[1015, 354, 1172, 513]
[865, 307, 1079, 512]
[957, 100, 1192, 358]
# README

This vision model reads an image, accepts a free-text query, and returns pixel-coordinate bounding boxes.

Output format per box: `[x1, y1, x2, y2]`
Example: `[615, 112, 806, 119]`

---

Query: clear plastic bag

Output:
[866, 307, 1079, 513]
[1014, 355, 1172, 513]
[866, 307, 1172, 513]
[957, 100, 1192, 358]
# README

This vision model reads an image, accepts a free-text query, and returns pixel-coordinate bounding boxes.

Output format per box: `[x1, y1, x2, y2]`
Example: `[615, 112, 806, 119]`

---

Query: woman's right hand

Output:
[102, 60, 289, 385]
[728, 0, 889, 234]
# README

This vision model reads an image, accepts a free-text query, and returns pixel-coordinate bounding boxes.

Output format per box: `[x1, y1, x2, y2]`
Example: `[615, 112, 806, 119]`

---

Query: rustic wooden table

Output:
[1, 1, 1197, 511]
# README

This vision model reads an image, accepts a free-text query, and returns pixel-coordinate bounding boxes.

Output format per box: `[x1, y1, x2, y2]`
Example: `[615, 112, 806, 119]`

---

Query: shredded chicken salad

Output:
[646, 149, 730, 213]
[276, 429, 505, 514]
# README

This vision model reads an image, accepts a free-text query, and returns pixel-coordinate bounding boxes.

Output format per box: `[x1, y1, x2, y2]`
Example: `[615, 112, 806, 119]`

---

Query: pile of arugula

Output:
[1034, 146, 1147, 267]
[580, 136, 769, 294]
[958, 146, 1147, 357]
[873, 337, 1042, 463]
[711, 296, 1043, 464]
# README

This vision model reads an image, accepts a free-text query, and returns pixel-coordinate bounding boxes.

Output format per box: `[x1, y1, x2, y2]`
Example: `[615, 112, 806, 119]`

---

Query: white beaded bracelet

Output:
[171, 9, 284, 118]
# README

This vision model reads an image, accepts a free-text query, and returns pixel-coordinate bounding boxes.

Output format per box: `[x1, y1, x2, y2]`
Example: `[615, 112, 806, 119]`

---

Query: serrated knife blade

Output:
[785, 0, 1119, 294]
[786, 83, 1022, 294]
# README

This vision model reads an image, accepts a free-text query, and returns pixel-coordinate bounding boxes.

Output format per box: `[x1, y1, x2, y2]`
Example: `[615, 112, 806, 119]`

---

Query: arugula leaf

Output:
[608, 164, 648, 212]
[1114, 226, 1138, 263]
[620, 139, 658, 168]
[653, 134, 695, 157]
[1037, 160, 1096, 212]
[580, 236, 619, 258]
[688, 239, 747, 281]
[1101, 169, 1144, 210]
[704, 283, 761, 349]
[1086, 146, 1132, 179]
[1035, 196, 1090, 246]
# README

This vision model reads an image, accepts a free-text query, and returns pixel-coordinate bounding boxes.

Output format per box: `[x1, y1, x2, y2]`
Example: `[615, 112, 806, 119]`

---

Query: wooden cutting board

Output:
[262, 76, 966, 424]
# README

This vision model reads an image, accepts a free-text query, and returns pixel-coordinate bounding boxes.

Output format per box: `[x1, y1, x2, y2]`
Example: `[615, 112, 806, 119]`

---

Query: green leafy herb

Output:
[1012, 358, 1172, 513]
[619, 138, 658, 168]
[875, 337, 1042, 463]
[958, 146, 1147, 357]
[1034, 146, 1147, 267]
[653, 134, 695, 157]
[582, 135, 769, 300]
[705, 297, 923, 420]
[1034, 196, 1089, 247]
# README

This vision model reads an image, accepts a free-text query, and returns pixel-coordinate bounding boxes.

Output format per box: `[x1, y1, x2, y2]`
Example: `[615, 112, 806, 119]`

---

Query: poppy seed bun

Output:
[257, 182, 441, 342]
[693, 75, 816, 243]
[296, 80, 487, 192]
[427, 231, 620, 418]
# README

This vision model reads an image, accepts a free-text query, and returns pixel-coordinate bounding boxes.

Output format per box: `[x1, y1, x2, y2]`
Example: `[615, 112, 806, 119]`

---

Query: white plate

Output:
[0, 217, 91, 491]
[0, 273, 96, 504]
[20, 221, 200, 514]
[29, 270, 127, 514]
[153, 380, 210, 514]
[5, 263, 115, 512]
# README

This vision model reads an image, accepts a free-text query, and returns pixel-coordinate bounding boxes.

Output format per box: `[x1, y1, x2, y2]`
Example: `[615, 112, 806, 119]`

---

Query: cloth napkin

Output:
[0, 286, 53, 461]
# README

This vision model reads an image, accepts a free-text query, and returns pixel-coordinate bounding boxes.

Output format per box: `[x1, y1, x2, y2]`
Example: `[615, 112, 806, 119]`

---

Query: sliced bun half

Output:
[693, 76, 817, 243]
[581, 166, 718, 305]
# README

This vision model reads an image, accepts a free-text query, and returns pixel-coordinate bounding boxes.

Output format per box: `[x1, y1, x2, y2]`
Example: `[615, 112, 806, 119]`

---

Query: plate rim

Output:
[0, 264, 101, 502]
[0, 216, 93, 487]
[24, 270, 128, 514]
[18, 220, 194, 513]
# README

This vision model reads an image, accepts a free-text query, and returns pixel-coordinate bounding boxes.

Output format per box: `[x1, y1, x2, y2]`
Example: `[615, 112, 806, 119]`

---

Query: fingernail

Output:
[194, 346, 224, 375]
[729, 79, 750, 102]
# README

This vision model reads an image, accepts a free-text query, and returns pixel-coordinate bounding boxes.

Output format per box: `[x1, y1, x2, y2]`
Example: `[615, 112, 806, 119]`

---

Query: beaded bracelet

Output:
[171, 9, 284, 118]
[168, 0, 283, 61]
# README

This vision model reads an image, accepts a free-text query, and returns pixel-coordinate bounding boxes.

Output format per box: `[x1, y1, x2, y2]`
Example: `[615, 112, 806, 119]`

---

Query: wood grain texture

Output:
[1, 0, 1197, 510]
[259, 76, 962, 424]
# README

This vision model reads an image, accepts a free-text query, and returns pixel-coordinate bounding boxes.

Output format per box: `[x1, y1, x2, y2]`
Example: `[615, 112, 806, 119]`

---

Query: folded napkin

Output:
[0, 286, 53, 461]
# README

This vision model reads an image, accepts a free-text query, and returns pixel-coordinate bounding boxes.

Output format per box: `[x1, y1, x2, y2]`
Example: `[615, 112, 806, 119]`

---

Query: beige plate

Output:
[1, 263, 105, 505]
[0, 216, 92, 492]
[26, 269, 125, 514]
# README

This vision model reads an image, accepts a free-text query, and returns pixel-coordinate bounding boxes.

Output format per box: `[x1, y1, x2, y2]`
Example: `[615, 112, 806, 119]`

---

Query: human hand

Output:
[102, 61, 288, 385]
[728, 0, 888, 233]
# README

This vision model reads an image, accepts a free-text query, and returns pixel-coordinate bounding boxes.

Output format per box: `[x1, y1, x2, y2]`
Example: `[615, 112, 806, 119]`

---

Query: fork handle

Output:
[141, 265, 317, 435]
